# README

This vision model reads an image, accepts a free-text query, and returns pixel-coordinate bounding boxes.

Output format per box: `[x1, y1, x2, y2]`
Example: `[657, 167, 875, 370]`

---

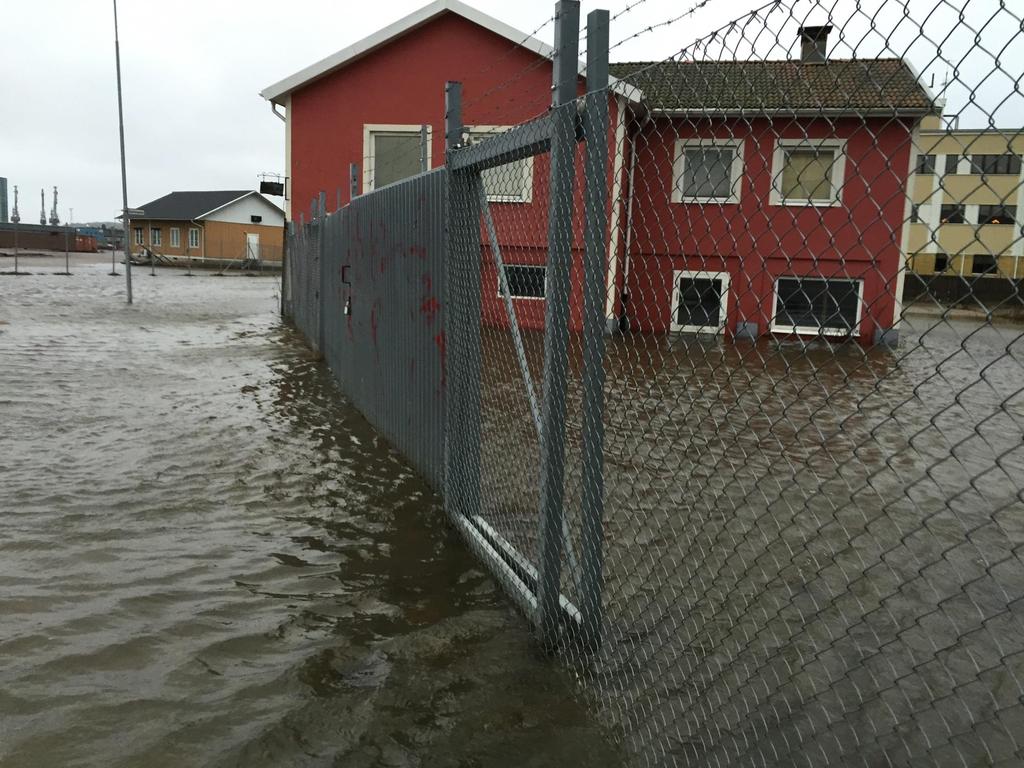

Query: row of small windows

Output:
[910, 203, 1017, 224]
[915, 153, 1022, 176]
[134, 226, 200, 248]
[673, 139, 845, 204]
[499, 264, 861, 336]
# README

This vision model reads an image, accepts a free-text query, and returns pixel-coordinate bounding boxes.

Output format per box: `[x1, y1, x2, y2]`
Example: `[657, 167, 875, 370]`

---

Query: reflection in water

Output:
[0, 264, 621, 768]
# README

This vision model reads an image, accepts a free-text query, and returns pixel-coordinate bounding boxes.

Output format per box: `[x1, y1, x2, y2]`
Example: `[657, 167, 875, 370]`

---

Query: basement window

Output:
[772, 276, 862, 336]
[671, 270, 730, 333]
[499, 264, 546, 299]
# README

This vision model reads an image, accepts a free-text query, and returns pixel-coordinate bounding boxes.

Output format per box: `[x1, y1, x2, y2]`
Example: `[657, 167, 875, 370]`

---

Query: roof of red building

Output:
[608, 58, 934, 115]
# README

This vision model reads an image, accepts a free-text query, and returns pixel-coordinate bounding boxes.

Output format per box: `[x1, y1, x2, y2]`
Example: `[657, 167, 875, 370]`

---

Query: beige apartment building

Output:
[906, 116, 1024, 279]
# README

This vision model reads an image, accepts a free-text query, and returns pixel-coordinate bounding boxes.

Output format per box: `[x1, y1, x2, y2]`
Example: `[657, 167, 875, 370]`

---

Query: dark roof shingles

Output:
[608, 58, 932, 113]
[133, 190, 252, 220]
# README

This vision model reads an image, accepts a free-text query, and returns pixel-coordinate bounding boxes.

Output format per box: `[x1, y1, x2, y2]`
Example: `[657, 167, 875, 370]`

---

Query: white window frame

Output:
[149, 226, 161, 246]
[497, 263, 546, 301]
[670, 269, 731, 333]
[671, 138, 745, 204]
[133, 227, 143, 245]
[467, 125, 534, 203]
[188, 227, 200, 248]
[363, 124, 432, 193]
[169, 227, 180, 248]
[770, 138, 847, 207]
[769, 276, 864, 337]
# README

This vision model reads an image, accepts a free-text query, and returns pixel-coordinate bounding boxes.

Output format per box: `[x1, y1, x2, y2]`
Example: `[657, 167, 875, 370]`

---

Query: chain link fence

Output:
[283, 0, 1024, 763]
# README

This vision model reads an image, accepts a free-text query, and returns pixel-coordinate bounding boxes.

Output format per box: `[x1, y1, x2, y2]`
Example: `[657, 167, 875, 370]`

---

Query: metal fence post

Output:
[578, 8, 610, 653]
[536, 0, 580, 648]
[318, 190, 327, 353]
[420, 124, 430, 172]
[444, 80, 482, 525]
[350, 163, 360, 200]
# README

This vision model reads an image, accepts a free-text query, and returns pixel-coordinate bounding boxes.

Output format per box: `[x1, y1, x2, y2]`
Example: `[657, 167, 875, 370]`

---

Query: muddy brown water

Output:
[0, 260, 623, 768]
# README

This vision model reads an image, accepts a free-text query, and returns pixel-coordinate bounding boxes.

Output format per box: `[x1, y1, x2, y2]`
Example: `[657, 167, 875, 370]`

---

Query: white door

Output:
[245, 232, 260, 262]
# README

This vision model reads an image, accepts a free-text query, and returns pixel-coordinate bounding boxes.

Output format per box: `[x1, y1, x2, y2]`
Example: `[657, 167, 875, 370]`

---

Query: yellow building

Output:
[906, 116, 1024, 279]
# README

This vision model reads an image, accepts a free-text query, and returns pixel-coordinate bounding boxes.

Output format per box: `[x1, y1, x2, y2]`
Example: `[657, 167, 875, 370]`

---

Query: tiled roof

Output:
[608, 58, 932, 114]
[131, 191, 253, 220]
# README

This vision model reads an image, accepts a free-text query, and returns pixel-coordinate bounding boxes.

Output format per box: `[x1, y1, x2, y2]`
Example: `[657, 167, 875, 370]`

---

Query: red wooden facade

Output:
[271, 5, 921, 344]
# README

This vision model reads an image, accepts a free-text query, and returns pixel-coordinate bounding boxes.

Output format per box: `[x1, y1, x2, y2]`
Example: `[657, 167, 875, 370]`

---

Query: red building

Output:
[262, 2, 933, 344]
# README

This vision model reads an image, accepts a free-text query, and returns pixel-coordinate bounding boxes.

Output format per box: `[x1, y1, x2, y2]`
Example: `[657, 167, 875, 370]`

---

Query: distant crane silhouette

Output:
[10, 185, 20, 224]
[49, 186, 60, 226]
[39, 189, 46, 225]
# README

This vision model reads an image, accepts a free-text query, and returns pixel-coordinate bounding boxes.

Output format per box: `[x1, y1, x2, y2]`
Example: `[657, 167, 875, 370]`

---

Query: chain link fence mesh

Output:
[447, 0, 1024, 765]
[282, 0, 1024, 763]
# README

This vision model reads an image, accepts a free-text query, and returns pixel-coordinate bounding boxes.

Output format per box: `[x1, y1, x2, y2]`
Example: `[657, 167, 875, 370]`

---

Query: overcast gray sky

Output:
[2, 0, 1018, 223]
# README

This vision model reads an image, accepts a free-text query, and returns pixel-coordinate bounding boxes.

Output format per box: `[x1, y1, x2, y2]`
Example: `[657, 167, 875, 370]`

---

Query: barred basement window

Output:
[970, 154, 1022, 175]
[940, 204, 967, 224]
[772, 277, 861, 336]
[500, 264, 545, 299]
[971, 255, 999, 275]
[978, 204, 1017, 224]
[916, 154, 936, 174]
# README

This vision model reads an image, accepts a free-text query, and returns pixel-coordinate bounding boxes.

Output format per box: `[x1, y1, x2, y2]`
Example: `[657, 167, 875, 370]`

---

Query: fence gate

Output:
[444, 1, 611, 653]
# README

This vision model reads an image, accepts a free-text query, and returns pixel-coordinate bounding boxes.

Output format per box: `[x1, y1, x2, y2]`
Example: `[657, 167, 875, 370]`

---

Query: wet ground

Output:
[0, 258, 623, 767]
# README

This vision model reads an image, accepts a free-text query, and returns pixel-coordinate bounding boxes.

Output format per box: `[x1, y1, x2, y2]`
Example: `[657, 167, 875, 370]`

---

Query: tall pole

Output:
[113, 0, 133, 303]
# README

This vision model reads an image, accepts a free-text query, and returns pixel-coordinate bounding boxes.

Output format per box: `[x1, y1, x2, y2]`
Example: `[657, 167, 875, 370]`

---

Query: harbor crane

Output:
[49, 186, 60, 226]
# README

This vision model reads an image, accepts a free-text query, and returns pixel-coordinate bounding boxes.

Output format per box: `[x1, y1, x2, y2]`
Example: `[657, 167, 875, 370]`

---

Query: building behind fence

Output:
[273, 0, 1024, 764]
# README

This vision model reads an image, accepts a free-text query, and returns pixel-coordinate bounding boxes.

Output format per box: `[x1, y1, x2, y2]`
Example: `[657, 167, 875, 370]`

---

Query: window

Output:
[971, 255, 999, 275]
[250, 215, 262, 223]
[363, 125, 431, 192]
[169, 227, 180, 247]
[150, 227, 161, 246]
[133, 227, 143, 245]
[910, 204, 920, 223]
[934, 253, 949, 273]
[499, 264, 545, 299]
[970, 154, 1022, 175]
[468, 128, 534, 203]
[915, 154, 936, 174]
[671, 271, 730, 333]
[188, 227, 200, 248]
[772, 139, 846, 205]
[940, 204, 966, 224]
[672, 139, 744, 203]
[944, 154, 961, 175]
[772, 277, 861, 336]
[978, 204, 1017, 224]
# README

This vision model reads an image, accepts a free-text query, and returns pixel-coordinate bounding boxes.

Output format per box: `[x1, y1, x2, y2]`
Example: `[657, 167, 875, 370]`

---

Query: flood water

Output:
[0, 258, 622, 767]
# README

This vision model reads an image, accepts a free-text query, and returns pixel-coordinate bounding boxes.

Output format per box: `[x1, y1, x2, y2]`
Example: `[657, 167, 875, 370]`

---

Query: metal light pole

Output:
[113, 0, 133, 302]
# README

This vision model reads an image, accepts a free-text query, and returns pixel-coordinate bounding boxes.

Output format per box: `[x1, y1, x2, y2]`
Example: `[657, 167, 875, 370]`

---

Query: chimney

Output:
[798, 24, 832, 63]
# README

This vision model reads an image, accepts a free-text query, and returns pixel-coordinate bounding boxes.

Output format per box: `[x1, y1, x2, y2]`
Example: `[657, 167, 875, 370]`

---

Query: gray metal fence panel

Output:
[320, 169, 448, 492]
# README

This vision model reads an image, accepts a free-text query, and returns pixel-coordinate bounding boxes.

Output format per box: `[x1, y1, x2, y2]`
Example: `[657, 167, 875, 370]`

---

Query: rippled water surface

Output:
[0, 258, 622, 767]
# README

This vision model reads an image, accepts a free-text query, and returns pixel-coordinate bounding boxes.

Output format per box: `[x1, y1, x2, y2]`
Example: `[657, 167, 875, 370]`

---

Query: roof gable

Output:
[261, 0, 638, 104]
[132, 191, 255, 221]
[608, 58, 933, 114]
